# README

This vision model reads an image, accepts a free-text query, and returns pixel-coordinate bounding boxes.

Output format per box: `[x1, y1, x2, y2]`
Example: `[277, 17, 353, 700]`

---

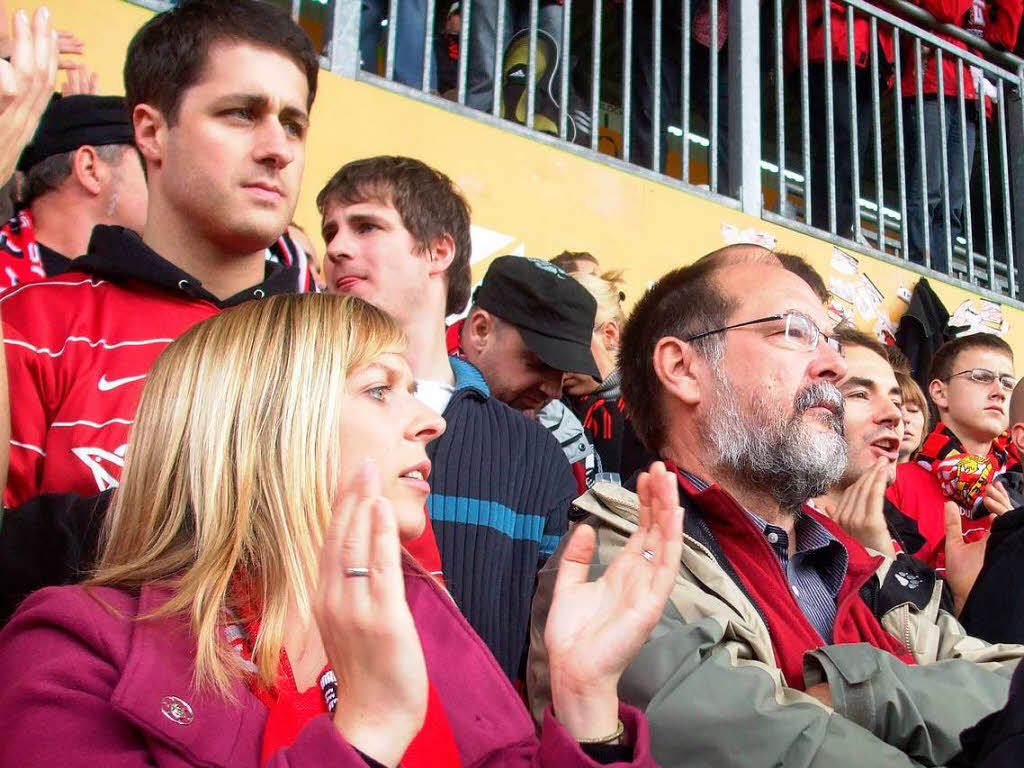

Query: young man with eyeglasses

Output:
[529, 245, 1018, 767]
[886, 333, 1020, 573]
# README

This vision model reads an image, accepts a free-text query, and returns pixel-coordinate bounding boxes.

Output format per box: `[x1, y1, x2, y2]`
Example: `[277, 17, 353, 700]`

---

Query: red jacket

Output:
[899, 0, 1022, 114]
[0, 580, 656, 768]
[1, 226, 302, 508]
[784, 0, 895, 72]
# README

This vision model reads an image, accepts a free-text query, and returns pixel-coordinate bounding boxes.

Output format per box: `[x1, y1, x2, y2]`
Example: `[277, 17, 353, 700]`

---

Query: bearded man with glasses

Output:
[886, 333, 1021, 577]
[527, 245, 1017, 767]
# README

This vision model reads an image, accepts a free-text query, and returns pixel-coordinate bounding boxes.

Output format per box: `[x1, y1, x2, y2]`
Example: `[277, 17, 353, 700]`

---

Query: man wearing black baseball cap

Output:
[454, 255, 601, 413]
[0, 94, 147, 290]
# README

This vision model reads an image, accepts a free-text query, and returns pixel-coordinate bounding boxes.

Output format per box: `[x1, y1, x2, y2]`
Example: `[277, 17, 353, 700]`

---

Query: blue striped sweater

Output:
[426, 357, 576, 678]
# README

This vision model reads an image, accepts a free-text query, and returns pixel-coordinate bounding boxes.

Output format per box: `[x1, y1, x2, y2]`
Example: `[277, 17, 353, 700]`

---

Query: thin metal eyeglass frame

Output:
[947, 368, 1017, 391]
[685, 312, 843, 354]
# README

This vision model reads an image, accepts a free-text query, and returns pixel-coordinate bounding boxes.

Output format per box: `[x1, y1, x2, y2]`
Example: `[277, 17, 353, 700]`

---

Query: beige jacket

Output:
[528, 482, 1022, 768]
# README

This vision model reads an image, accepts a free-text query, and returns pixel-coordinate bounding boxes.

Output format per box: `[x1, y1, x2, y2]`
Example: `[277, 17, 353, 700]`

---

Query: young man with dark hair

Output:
[320, 156, 577, 679]
[529, 244, 1019, 767]
[2, 0, 317, 506]
[549, 250, 600, 276]
[0, 95, 148, 290]
[887, 333, 1018, 571]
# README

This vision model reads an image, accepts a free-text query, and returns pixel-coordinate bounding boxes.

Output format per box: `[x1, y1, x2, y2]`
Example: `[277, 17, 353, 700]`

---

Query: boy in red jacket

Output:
[886, 332, 1018, 571]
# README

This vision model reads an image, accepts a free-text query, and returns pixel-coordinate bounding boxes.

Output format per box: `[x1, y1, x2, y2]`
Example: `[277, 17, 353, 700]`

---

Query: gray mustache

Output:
[794, 382, 845, 418]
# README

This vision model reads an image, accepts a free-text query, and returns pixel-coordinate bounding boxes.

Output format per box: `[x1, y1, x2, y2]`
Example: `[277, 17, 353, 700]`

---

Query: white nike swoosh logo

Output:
[97, 373, 147, 391]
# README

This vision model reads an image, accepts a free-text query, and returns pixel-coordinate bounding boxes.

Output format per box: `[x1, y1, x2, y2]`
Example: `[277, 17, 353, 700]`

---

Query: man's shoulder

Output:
[890, 462, 941, 498]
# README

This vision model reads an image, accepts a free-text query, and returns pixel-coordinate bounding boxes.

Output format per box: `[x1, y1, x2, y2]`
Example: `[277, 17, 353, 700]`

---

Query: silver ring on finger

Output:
[343, 566, 371, 578]
[641, 549, 655, 562]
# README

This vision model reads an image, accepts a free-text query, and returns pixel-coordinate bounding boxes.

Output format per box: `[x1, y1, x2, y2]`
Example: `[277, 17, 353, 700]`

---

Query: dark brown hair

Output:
[316, 156, 473, 316]
[124, 0, 319, 124]
[928, 333, 1014, 384]
[833, 325, 891, 363]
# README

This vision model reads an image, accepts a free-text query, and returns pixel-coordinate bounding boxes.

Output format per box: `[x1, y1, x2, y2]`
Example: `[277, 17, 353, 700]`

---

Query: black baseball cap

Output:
[473, 255, 600, 379]
[18, 95, 135, 173]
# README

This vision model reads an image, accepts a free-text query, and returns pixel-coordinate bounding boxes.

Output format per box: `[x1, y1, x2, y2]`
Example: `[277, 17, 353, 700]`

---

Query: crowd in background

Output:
[4, 1, 1024, 766]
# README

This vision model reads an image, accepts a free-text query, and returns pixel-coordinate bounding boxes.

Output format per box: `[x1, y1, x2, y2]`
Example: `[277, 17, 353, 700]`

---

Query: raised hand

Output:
[826, 458, 896, 558]
[943, 501, 988, 616]
[982, 478, 1014, 517]
[313, 461, 428, 768]
[60, 61, 98, 96]
[0, 7, 57, 185]
[545, 461, 684, 740]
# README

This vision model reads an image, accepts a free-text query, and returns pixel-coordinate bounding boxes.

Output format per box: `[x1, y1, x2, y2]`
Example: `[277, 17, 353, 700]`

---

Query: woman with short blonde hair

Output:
[896, 370, 930, 462]
[0, 293, 678, 768]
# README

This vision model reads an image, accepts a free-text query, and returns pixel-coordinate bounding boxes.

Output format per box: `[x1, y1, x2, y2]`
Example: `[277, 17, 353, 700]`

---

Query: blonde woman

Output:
[564, 270, 648, 478]
[0, 294, 680, 768]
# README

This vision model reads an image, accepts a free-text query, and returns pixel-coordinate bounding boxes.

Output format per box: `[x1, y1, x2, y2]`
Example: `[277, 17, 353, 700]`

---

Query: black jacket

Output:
[895, 278, 954, 403]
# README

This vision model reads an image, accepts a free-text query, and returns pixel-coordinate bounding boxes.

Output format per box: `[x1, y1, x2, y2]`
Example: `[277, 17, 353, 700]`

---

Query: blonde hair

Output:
[572, 269, 626, 328]
[896, 370, 931, 452]
[88, 294, 406, 696]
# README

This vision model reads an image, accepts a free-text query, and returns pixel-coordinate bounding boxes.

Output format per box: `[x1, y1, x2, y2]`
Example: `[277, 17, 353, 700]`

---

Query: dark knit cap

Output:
[17, 95, 134, 172]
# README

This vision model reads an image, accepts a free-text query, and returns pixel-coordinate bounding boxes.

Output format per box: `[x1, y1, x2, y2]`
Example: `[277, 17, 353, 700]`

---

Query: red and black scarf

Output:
[0, 209, 45, 290]
[916, 423, 1016, 518]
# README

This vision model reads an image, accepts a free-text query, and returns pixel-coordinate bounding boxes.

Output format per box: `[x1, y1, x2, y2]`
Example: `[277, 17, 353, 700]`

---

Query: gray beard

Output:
[705, 375, 848, 513]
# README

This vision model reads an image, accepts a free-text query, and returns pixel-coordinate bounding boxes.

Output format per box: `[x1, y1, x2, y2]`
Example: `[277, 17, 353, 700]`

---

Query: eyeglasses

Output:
[947, 368, 1017, 391]
[686, 311, 842, 354]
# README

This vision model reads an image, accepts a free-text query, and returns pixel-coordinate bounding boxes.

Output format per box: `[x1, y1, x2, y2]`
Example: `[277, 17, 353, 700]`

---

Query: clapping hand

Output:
[943, 501, 989, 616]
[820, 458, 896, 558]
[314, 462, 428, 768]
[544, 461, 684, 740]
[0, 7, 57, 185]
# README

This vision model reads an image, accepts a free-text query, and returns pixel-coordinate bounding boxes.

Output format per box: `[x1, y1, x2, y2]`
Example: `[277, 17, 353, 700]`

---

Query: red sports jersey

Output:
[2, 225, 301, 507]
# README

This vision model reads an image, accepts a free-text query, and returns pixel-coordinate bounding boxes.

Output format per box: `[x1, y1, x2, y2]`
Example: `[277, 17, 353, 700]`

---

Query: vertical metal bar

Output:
[799, 0, 811, 223]
[893, 28, 908, 259]
[978, 85, 996, 288]
[709, 0, 719, 192]
[558, 0, 573, 139]
[936, 50, 952, 274]
[1014, 67, 1024, 299]
[456, 0, 471, 103]
[998, 80, 1015, 297]
[915, 39, 930, 269]
[728, 0, 761, 212]
[774, 0, 786, 212]
[651, 0, 663, 171]
[589, 0, 602, 152]
[526, 0, 539, 129]
[846, 4, 861, 241]
[870, 18, 884, 251]
[622, 0, 634, 162]
[291, 0, 301, 22]
[421, 0, 436, 92]
[385, 0, 399, 80]
[329, 0, 362, 77]
[490, 0, 507, 115]
[957, 59, 975, 282]
[823, 0, 836, 232]
[681, 0, 691, 181]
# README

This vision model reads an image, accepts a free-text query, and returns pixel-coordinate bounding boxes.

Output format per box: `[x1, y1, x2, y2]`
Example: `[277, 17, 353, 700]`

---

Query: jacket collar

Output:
[109, 584, 264, 768]
[449, 355, 489, 396]
[74, 225, 300, 309]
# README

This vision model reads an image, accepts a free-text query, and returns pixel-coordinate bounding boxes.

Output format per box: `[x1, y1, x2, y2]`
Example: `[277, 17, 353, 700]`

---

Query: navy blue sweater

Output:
[426, 357, 576, 678]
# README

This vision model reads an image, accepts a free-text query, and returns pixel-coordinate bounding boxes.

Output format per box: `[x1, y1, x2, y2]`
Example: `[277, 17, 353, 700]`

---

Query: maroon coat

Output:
[0, 575, 656, 768]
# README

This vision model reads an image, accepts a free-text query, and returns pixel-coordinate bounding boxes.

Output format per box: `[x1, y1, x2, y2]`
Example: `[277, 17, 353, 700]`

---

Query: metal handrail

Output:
[877, 0, 1024, 71]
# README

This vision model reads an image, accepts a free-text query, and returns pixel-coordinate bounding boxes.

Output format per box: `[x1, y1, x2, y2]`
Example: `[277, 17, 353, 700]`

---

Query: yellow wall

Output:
[28, 0, 1024, 351]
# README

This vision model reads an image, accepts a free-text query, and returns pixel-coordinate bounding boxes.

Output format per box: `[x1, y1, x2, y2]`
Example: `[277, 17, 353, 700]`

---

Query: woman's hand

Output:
[545, 461, 684, 740]
[0, 7, 57, 186]
[314, 462, 428, 768]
